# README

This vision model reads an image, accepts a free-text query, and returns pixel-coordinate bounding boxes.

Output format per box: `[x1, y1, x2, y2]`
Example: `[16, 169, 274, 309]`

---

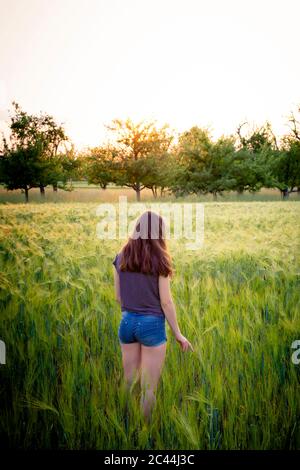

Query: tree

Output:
[83, 145, 118, 189]
[171, 127, 211, 196]
[259, 107, 300, 199]
[276, 106, 300, 198]
[274, 139, 300, 199]
[136, 151, 176, 198]
[235, 121, 280, 194]
[55, 144, 83, 191]
[0, 142, 42, 202]
[105, 118, 173, 201]
[171, 127, 237, 199]
[231, 146, 277, 194]
[203, 135, 237, 199]
[236, 121, 278, 154]
[1, 102, 69, 199]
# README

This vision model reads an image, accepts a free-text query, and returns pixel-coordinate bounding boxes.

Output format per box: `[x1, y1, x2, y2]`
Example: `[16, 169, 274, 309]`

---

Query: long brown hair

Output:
[119, 211, 173, 277]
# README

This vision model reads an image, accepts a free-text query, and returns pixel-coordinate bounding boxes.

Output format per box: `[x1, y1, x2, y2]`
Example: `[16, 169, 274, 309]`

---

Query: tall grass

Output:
[0, 201, 299, 449]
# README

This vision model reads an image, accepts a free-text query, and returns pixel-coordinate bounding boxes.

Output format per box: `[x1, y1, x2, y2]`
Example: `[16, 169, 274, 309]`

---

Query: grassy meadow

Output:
[0, 194, 300, 449]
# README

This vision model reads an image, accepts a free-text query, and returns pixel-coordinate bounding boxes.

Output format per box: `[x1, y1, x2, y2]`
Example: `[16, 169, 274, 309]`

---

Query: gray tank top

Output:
[113, 253, 164, 316]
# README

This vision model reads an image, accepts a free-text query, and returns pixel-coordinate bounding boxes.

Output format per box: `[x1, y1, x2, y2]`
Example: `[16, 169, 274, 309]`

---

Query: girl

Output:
[113, 210, 193, 422]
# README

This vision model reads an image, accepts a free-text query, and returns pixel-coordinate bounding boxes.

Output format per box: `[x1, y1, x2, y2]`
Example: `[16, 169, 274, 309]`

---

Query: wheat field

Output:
[0, 200, 300, 449]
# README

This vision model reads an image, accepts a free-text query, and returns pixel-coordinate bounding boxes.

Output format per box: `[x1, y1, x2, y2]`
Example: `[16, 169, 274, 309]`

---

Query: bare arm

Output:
[113, 268, 121, 304]
[159, 275, 193, 352]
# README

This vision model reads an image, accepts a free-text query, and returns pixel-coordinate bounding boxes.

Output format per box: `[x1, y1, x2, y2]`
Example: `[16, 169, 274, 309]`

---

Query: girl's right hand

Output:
[175, 332, 194, 352]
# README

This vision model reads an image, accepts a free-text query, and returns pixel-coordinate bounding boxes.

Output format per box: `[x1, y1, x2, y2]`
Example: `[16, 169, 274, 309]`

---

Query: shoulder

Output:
[112, 252, 120, 271]
[113, 251, 125, 271]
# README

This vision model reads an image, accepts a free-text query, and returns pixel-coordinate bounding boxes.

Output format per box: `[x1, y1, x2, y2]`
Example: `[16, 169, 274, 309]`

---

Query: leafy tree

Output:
[236, 121, 278, 153]
[273, 106, 300, 198]
[171, 127, 237, 199]
[235, 121, 280, 194]
[137, 151, 176, 198]
[171, 127, 211, 196]
[83, 145, 119, 189]
[55, 144, 83, 191]
[203, 136, 237, 199]
[1, 102, 69, 199]
[0, 141, 42, 202]
[105, 118, 173, 201]
[273, 141, 300, 199]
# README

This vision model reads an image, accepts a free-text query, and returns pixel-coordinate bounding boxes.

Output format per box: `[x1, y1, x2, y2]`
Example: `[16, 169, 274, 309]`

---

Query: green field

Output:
[0, 199, 300, 449]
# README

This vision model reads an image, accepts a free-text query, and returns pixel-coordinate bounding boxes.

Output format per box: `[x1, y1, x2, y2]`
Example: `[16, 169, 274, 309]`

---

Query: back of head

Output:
[119, 211, 172, 277]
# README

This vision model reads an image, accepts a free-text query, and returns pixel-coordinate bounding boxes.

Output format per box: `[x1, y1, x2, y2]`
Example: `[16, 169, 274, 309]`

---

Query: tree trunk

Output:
[213, 192, 217, 201]
[40, 185, 45, 197]
[151, 187, 157, 199]
[24, 187, 29, 203]
[237, 188, 244, 196]
[283, 188, 289, 199]
[136, 183, 141, 202]
[53, 183, 58, 192]
[297, 187, 300, 194]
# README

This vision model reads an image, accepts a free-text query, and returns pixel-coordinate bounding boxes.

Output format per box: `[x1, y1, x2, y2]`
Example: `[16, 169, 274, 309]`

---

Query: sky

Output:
[0, 0, 300, 150]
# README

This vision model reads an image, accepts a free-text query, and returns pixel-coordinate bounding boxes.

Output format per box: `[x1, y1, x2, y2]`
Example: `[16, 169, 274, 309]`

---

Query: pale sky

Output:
[1, 0, 299, 149]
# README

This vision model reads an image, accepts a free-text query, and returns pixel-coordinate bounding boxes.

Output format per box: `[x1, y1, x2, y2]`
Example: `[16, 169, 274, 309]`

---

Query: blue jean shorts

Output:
[118, 310, 167, 347]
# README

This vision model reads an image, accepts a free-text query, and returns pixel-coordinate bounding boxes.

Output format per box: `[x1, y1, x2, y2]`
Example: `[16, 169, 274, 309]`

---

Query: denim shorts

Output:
[118, 310, 167, 347]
